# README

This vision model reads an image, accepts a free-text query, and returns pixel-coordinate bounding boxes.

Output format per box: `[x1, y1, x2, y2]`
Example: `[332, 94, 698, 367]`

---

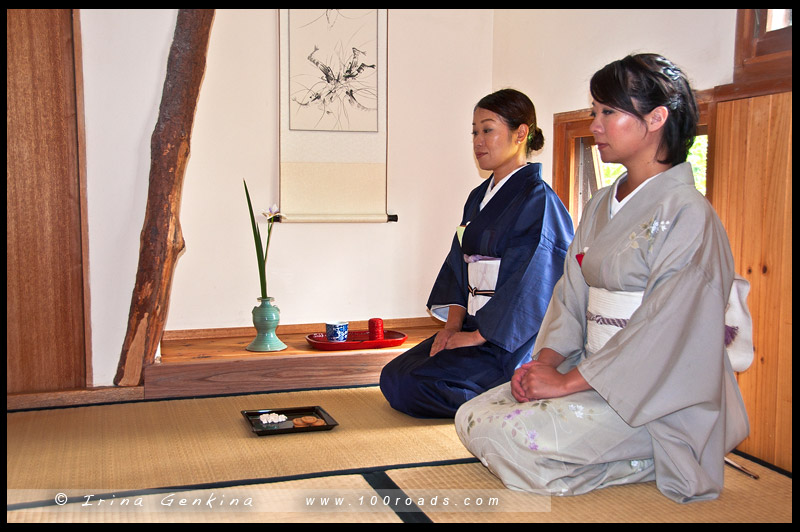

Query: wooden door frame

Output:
[72, 9, 93, 385]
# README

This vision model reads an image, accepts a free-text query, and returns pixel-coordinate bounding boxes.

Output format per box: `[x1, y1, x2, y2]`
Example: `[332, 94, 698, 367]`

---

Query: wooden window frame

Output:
[734, 9, 792, 85]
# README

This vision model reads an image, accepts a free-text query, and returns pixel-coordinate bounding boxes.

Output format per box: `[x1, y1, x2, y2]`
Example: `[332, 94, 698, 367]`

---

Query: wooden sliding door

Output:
[709, 91, 792, 472]
[7, 9, 89, 393]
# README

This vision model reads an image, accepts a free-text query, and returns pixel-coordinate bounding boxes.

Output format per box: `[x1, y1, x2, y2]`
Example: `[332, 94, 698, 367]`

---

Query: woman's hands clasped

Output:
[511, 348, 591, 402]
[430, 328, 486, 357]
[430, 305, 486, 357]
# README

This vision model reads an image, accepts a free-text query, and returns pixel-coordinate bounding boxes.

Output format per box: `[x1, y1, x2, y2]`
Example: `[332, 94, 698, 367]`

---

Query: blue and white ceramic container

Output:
[325, 321, 349, 342]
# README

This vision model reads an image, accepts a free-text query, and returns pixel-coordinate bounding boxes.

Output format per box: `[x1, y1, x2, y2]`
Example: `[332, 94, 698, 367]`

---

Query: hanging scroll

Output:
[279, 9, 391, 223]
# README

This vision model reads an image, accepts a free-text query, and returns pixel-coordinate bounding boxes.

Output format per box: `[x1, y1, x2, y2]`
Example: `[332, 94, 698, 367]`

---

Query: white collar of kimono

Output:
[610, 171, 664, 217]
[480, 165, 525, 210]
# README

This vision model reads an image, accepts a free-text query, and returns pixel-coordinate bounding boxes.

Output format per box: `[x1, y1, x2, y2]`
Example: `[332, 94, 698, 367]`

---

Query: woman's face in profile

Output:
[472, 107, 524, 176]
[589, 100, 653, 166]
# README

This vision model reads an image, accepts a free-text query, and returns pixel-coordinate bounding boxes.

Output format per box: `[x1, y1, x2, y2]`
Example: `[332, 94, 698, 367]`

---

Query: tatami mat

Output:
[385, 456, 792, 523]
[6, 385, 792, 522]
[7, 474, 401, 523]
[7, 386, 471, 492]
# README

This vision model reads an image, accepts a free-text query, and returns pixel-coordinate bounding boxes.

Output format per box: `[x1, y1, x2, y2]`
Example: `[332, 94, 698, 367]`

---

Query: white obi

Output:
[584, 278, 754, 373]
[585, 288, 643, 354]
[467, 258, 501, 316]
[429, 257, 501, 322]
[726, 275, 754, 372]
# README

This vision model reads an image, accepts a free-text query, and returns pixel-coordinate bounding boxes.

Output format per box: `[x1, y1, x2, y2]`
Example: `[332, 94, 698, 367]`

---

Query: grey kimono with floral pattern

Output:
[455, 162, 750, 503]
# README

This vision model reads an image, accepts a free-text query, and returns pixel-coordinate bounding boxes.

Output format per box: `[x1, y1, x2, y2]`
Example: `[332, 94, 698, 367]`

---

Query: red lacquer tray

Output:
[306, 330, 408, 351]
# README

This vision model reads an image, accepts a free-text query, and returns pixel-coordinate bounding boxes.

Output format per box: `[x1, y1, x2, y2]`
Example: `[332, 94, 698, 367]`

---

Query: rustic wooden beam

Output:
[114, 9, 215, 386]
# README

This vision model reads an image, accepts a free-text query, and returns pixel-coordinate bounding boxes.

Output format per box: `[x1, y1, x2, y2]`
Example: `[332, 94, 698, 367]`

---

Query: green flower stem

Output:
[243, 180, 268, 299]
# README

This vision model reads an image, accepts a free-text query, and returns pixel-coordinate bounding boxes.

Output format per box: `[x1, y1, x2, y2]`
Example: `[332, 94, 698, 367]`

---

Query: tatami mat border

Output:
[6, 457, 480, 513]
[7, 454, 791, 523]
[363, 471, 434, 524]
[728, 450, 792, 478]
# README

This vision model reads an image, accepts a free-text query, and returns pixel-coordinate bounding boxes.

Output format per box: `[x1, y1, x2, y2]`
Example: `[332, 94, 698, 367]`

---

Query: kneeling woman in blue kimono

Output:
[380, 89, 574, 418]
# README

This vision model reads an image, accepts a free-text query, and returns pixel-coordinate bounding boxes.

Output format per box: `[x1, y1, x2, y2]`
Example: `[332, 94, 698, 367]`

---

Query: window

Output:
[733, 9, 792, 84]
[765, 9, 792, 32]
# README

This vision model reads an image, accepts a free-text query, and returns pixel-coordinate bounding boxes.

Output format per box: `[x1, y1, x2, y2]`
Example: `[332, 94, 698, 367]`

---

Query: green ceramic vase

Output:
[247, 297, 287, 351]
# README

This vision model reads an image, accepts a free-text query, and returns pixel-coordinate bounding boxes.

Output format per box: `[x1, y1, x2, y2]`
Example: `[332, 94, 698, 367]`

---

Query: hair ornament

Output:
[667, 93, 681, 110]
[661, 65, 682, 82]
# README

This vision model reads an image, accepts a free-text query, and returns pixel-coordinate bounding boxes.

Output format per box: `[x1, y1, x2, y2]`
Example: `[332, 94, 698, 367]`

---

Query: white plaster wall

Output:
[81, 9, 494, 385]
[491, 9, 737, 183]
[168, 9, 494, 330]
[80, 9, 737, 386]
[80, 9, 178, 386]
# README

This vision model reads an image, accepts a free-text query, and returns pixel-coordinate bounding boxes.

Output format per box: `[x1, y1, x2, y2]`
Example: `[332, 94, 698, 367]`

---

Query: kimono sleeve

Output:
[426, 233, 469, 319]
[426, 186, 485, 318]
[531, 205, 594, 369]
[476, 186, 574, 353]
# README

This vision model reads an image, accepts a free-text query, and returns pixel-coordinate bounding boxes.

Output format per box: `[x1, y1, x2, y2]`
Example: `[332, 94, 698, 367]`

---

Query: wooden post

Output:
[114, 9, 215, 386]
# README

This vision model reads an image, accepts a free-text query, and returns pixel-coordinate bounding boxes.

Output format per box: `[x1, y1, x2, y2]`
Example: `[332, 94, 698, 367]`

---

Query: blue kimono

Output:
[380, 163, 574, 417]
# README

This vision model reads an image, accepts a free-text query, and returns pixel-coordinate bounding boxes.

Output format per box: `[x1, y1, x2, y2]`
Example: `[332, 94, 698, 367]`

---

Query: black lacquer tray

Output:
[241, 406, 338, 436]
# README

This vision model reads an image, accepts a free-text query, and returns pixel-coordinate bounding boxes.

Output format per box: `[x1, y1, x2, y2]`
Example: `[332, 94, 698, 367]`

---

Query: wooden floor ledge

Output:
[7, 386, 145, 411]
[145, 317, 442, 400]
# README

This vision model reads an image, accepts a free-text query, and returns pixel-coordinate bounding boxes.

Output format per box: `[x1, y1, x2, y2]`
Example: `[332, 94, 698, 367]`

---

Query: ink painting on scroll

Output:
[279, 9, 389, 223]
[287, 9, 379, 132]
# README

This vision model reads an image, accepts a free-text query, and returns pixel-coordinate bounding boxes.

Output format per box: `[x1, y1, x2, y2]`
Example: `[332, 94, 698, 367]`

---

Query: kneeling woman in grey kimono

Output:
[455, 53, 751, 503]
